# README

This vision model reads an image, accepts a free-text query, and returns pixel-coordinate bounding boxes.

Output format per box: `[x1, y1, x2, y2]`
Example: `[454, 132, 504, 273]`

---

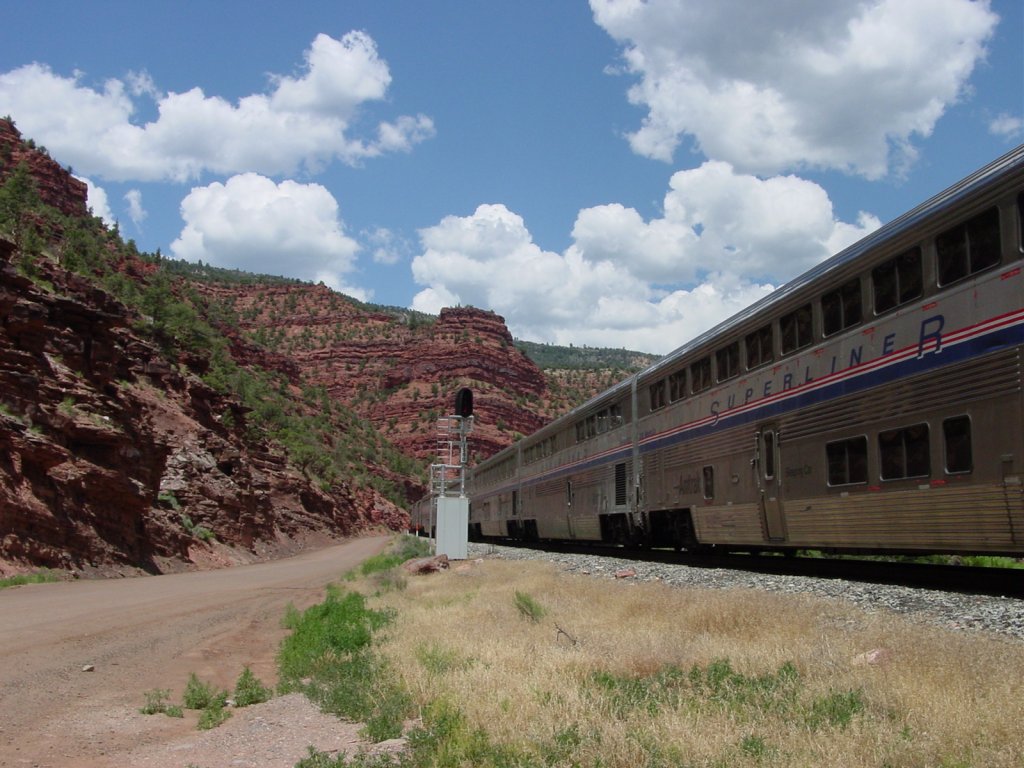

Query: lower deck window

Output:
[826, 436, 868, 485]
[879, 423, 930, 480]
[702, 465, 714, 499]
[943, 416, 973, 474]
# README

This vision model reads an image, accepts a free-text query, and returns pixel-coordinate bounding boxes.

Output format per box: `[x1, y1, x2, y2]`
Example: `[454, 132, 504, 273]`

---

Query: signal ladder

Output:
[431, 415, 471, 499]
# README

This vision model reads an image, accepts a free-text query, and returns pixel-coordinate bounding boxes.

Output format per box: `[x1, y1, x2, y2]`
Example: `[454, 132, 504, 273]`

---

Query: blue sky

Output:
[1, 0, 1021, 354]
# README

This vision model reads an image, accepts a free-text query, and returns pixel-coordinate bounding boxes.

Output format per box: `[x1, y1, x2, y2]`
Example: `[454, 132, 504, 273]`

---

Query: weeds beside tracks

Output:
[472, 541, 1024, 641]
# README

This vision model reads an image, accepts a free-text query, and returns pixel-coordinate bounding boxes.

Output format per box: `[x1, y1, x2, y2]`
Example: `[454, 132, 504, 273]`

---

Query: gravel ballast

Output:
[469, 542, 1024, 641]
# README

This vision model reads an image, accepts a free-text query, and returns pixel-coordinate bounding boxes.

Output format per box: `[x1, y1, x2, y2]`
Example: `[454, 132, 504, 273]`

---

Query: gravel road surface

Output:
[0, 535, 390, 768]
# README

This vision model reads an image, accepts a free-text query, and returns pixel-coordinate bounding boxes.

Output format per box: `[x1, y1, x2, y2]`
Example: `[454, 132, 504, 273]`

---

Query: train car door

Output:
[755, 426, 787, 541]
[565, 479, 574, 538]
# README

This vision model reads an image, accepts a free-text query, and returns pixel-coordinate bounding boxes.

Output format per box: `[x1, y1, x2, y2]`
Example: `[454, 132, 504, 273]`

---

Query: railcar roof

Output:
[642, 143, 1024, 379]
[476, 144, 1024, 466]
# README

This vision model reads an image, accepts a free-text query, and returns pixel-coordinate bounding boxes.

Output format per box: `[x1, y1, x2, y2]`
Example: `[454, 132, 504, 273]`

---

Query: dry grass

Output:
[372, 559, 1024, 767]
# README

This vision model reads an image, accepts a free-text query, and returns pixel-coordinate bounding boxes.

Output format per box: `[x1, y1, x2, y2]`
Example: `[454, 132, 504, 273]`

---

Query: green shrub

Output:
[514, 590, 546, 622]
[404, 698, 529, 766]
[140, 688, 173, 715]
[158, 491, 181, 511]
[591, 665, 687, 717]
[589, 658, 865, 734]
[277, 586, 411, 742]
[197, 701, 231, 730]
[233, 667, 272, 707]
[359, 552, 406, 576]
[182, 673, 227, 710]
[0, 570, 59, 589]
[178, 512, 215, 542]
[805, 689, 865, 730]
[295, 746, 408, 767]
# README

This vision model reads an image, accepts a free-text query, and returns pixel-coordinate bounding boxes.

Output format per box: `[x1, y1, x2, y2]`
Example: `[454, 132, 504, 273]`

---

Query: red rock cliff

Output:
[0, 238, 406, 576]
[0, 118, 88, 219]
[197, 284, 550, 463]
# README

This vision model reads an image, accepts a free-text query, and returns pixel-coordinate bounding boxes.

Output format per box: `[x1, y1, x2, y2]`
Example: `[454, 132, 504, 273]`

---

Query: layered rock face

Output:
[0, 241, 406, 575]
[201, 283, 551, 462]
[0, 119, 88, 218]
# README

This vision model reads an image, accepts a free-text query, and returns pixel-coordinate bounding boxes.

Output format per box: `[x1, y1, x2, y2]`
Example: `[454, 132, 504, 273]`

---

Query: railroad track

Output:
[480, 538, 1024, 599]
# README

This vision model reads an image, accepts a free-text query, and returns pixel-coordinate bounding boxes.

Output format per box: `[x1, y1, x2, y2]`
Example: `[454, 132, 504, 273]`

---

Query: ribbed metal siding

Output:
[782, 349, 1021, 441]
[785, 484, 1022, 550]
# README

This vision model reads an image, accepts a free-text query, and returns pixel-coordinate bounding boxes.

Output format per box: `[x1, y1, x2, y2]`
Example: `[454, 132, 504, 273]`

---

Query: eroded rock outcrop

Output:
[0, 239, 406, 575]
[0, 119, 88, 219]
[199, 282, 551, 462]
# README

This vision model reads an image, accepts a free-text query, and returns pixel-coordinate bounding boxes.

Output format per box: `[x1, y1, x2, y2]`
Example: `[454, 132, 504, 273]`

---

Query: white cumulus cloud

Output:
[124, 189, 146, 228]
[590, 0, 998, 178]
[170, 173, 367, 299]
[0, 31, 435, 182]
[989, 112, 1023, 140]
[364, 226, 410, 266]
[411, 166, 879, 354]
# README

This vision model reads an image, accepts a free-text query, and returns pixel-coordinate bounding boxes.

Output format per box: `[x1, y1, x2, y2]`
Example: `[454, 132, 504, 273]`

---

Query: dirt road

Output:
[0, 535, 391, 767]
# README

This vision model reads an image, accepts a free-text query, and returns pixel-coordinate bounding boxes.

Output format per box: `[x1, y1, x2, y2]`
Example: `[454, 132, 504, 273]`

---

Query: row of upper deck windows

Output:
[573, 402, 625, 444]
[645, 200, 1015, 415]
[526, 401, 629, 453]
[476, 456, 516, 484]
[523, 435, 557, 464]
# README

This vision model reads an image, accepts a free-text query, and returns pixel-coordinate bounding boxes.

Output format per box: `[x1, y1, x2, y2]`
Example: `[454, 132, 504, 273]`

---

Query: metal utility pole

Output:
[430, 388, 473, 559]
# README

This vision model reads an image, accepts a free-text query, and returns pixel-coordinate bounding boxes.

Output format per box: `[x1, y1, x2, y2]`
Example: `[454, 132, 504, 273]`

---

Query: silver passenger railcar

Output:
[468, 145, 1024, 556]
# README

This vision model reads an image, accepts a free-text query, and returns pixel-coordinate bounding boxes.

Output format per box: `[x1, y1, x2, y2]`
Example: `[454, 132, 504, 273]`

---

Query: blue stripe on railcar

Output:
[481, 309, 1024, 496]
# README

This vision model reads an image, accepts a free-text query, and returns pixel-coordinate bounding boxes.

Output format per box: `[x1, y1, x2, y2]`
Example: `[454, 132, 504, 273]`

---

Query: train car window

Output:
[702, 465, 714, 499]
[745, 323, 774, 369]
[668, 369, 687, 402]
[943, 416, 973, 474]
[822, 278, 862, 336]
[872, 247, 922, 315]
[575, 421, 586, 443]
[780, 304, 813, 355]
[716, 341, 740, 382]
[936, 206, 1001, 286]
[608, 402, 624, 429]
[649, 380, 667, 411]
[1019, 192, 1024, 248]
[691, 356, 712, 393]
[879, 423, 930, 480]
[762, 431, 776, 479]
[826, 436, 868, 485]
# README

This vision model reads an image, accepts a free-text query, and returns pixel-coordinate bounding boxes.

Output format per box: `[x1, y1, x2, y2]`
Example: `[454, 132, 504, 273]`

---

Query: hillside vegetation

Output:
[516, 338, 658, 371]
[0, 118, 658, 573]
[0, 166, 422, 505]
